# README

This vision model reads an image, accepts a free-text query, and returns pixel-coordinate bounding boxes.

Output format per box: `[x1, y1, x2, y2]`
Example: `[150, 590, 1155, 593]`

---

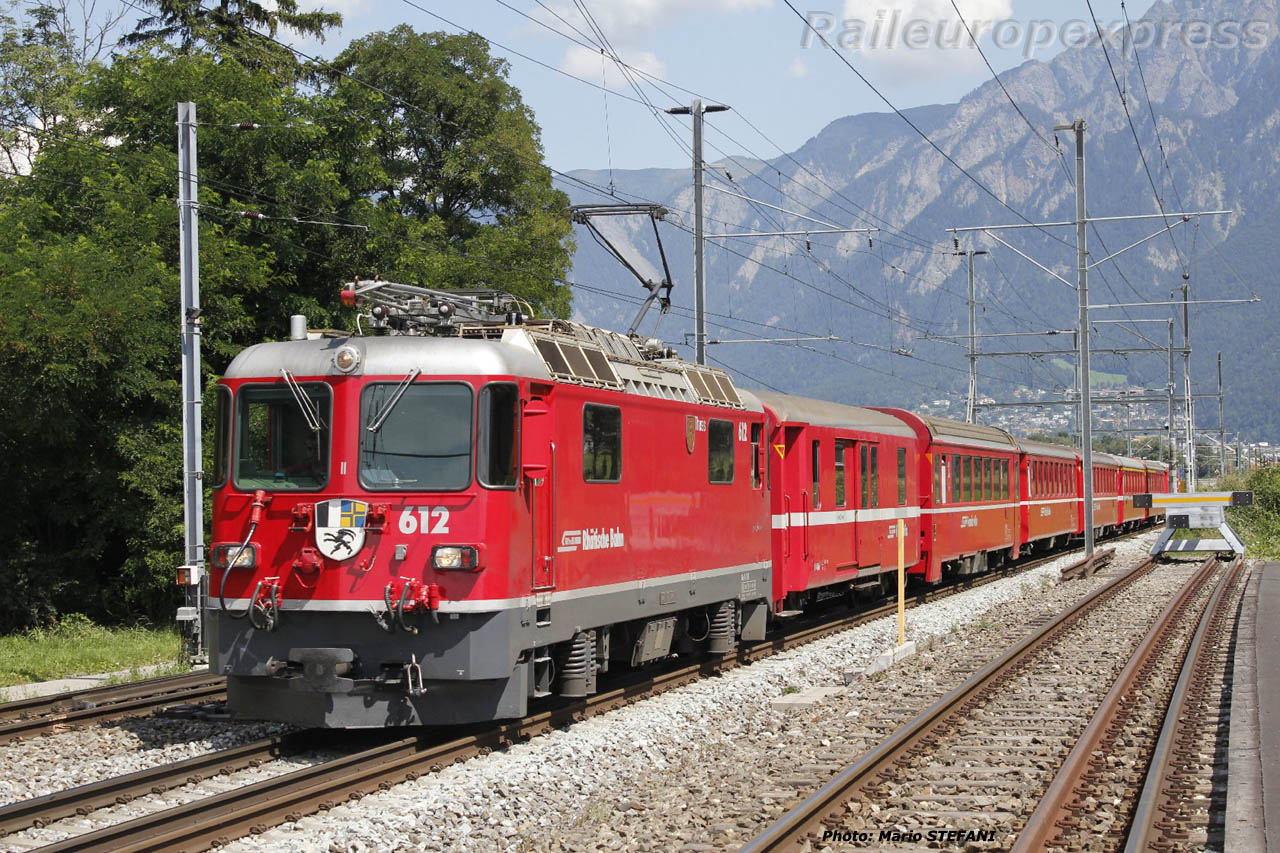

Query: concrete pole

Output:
[177, 102, 205, 659]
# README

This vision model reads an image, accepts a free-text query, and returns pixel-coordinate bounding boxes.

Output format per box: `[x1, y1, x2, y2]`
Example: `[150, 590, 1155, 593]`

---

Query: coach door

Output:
[855, 441, 880, 568]
[523, 395, 555, 591]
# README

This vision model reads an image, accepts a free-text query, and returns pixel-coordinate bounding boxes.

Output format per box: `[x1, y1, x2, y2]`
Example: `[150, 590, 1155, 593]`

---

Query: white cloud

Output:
[297, 0, 372, 15]
[787, 56, 809, 78]
[539, 0, 772, 40]
[561, 43, 667, 89]
[815, 0, 1014, 81]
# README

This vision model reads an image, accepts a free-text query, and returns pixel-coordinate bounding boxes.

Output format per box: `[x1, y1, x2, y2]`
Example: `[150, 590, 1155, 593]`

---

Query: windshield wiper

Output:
[366, 368, 421, 433]
[280, 369, 326, 432]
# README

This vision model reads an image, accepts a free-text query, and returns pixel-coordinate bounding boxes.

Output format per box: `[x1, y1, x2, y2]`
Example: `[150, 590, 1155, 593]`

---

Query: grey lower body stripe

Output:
[211, 559, 772, 613]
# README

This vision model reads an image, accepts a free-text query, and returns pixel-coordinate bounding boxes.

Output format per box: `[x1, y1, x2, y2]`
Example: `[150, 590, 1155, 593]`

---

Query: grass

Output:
[1222, 468, 1280, 558]
[0, 614, 184, 688]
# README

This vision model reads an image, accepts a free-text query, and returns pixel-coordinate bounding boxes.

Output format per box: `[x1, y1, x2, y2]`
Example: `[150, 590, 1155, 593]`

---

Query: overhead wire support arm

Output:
[704, 227, 878, 240]
[703, 184, 845, 230]
[979, 230, 1075, 289]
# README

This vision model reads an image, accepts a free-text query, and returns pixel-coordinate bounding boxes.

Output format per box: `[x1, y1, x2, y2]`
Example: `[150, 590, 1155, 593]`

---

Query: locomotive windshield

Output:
[359, 382, 473, 490]
[233, 383, 331, 490]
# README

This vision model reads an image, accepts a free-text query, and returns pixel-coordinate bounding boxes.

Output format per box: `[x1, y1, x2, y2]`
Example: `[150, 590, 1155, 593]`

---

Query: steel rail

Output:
[0, 733, 315, 836]
[0, 673, 226, 744]
[740, 552, 1159, 852]
[14, 527, 1149, 851]
[1010, 554, 1225, 852]
[1123, 555, 1244, 852]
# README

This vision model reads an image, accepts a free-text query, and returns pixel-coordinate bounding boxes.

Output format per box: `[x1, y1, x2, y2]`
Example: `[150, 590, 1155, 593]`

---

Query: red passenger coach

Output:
[872, 411, 1019, 583]
[752, 393, 919, 611]
[1019, 440, 1081, 555]
[1088, 452, 1125, 533]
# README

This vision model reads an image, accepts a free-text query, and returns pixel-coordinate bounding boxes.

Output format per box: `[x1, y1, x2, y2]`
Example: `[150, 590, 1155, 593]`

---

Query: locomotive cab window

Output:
[233, 382, 331, 491]
[709, 419, 734, 484]
[478, 383, 518, 488]
[213, 385, 231, 488]
[360, 382, 473, 491]
[583, 404, 622, 483]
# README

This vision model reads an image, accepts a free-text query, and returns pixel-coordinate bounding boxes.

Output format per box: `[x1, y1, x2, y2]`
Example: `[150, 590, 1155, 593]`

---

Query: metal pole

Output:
[967, 251, 977, 422]
[692, 98, 706, 365]
[1181, 282, 1194, 490]
[1218, 352, 1226, 476]
[1067, 119, 1095, 558]
[177, 102, 205, 660]
[1167, 319, 1176, 490]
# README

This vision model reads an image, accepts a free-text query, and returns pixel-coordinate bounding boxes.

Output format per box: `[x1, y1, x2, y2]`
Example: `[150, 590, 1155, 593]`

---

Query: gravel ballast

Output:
[214, 533, 1160, 853]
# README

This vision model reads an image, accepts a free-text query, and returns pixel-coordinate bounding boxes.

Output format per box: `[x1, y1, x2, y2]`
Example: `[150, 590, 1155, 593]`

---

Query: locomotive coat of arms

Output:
[315, 498, 367, 560]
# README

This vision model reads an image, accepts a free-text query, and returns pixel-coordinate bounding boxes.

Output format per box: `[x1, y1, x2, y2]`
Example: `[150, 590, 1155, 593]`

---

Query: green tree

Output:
[124, 0, 340, 51]
[323, 26, 573, 315]
[0, 12, 575, 631]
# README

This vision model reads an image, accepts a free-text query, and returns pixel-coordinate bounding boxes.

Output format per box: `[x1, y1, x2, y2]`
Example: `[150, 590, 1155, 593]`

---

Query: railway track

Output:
[0, 533, 1136, 852]
[0, 672, 225, 745]
[741, 552, 1240, 852]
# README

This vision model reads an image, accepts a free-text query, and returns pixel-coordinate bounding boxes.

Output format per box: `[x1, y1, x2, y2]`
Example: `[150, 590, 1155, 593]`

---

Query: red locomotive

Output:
[209, 281, 1166, 728]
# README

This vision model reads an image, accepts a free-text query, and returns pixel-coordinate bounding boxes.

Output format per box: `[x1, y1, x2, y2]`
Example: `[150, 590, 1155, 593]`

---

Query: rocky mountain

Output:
[560, 0, 1280, 439]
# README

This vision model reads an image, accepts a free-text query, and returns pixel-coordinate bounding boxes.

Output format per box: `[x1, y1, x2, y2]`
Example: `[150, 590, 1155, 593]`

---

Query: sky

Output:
[282, 0, 1161, 173]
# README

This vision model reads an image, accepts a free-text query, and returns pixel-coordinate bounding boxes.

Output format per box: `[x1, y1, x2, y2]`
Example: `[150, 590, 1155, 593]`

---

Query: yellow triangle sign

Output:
[773, 443, 786, 460]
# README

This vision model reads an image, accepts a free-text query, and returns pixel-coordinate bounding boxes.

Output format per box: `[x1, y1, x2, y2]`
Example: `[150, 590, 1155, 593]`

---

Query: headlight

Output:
[212, 542, 258, 569]
[431, 545, 480, 571]
[333, 345, 361, 373]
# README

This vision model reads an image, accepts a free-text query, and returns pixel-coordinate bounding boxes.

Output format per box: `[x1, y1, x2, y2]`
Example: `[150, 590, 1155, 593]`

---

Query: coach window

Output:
[709, 419, 735, 484]
[951, 454, 961, 503]
[860, 445, 869, 507]
[835, 440, 848, 507]
[213, 385, 231, 488]
[897, 447, 907, 505]
[583, 404, 622, 483]
[869, 445, 880, 507]
[236, 382, 331, 491]
[360, 382, 471, 491]
[811, 440, 821, 507]
[933, 454, 942, 503]
[983, 458, 992, 500]
[963, 456, 973, 502]
[478, 383, 518, 488]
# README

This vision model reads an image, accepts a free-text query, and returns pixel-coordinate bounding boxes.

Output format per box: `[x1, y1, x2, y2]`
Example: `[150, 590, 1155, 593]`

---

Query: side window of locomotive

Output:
[583, 404, 622, 483]
[708, 419, 734, 484]
[834, 440, 847, 507]
[751, 423, 763, 489]
[234, 382, 331, 491]
[361, 382, 472, 491]
[897, 446, 907, 505]
[213, 385, 231, 488]
[869, 445, 879, 508]
[478, 383, 518, 489]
